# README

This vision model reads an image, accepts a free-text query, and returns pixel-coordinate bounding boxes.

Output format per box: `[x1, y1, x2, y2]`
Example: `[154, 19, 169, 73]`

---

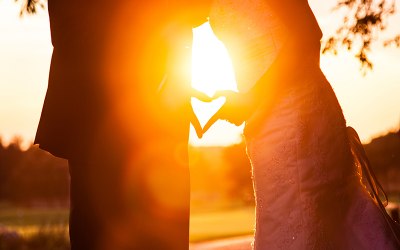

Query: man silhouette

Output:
[34, 1, 212, 249]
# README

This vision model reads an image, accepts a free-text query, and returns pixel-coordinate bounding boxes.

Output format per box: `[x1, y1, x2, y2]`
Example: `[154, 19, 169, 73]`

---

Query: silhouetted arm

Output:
[158, 5, 214, 138]
[204, 0, 322, 132]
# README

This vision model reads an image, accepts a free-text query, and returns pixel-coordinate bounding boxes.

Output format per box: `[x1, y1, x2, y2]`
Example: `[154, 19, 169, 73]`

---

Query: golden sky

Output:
[0, 0, 399, 148]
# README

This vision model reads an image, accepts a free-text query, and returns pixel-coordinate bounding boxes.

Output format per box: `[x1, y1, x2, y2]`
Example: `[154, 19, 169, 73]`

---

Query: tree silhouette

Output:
[15, 0, 45, 15]
[0, 137, 69, 205]
[322, 0, 399, 72]
[364, 130, 400, 195]
[222, 143, 254, 206]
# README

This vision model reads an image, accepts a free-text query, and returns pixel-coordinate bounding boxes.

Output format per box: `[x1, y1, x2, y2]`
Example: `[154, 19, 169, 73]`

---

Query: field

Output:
[190, 207, 254, 242]
[0, 206, 69, 235]
[4, 203, 397, 249]
[0, 205, 255, 248]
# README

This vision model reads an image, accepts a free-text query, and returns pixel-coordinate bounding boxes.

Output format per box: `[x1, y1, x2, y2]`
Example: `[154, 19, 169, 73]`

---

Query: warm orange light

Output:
[191, 22, 237, 96]
[190, 22, 244, 146]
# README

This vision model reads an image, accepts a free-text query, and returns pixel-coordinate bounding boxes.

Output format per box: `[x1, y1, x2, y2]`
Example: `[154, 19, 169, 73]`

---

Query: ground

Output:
[190, 236, 253, 250]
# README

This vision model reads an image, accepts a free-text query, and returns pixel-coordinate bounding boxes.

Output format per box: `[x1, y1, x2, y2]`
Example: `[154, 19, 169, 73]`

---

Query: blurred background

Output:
[0, 0, 399, 249]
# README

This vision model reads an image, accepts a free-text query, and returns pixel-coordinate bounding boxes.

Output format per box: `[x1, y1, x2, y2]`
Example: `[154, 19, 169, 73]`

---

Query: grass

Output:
[190, 207, 254, 242]
[0, 228, 70, 250]
[0, 205, 255, 248]
[1, 204, 399, 249]
[0, 206, 69, 238]
[0, 206, 70, 250]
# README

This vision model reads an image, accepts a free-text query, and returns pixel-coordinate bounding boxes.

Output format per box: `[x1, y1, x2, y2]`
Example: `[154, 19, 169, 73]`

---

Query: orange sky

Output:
[0, 0, 399, 149]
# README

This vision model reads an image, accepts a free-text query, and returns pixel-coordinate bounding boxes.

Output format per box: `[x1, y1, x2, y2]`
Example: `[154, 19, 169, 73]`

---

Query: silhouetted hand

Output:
[190, 89, 214, 103]
[189, 89, 214, 139]
[189, 106, 203, 138]
[202, 90, 256, 134]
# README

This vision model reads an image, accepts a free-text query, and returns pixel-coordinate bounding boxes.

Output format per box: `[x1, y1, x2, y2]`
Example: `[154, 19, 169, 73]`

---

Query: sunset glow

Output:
[0, 1, 399, 148]
[191, 22, 237, 96]
[189, 22, 244, 146]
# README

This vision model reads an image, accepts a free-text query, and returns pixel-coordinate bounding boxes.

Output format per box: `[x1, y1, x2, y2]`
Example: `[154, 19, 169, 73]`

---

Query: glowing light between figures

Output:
[189, 22, 243, 147]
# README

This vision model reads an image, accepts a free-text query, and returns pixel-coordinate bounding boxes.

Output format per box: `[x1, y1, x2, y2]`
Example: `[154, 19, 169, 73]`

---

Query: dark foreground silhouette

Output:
[35, 1, 212, 249]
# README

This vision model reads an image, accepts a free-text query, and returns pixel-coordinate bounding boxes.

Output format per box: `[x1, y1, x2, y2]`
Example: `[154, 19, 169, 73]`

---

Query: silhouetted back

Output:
[35, 0, 213, 158]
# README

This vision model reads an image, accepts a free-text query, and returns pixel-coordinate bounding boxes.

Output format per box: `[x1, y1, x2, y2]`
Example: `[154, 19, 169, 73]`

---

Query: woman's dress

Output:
[246, 68, 399, 249]
[210, 0, 400, 249]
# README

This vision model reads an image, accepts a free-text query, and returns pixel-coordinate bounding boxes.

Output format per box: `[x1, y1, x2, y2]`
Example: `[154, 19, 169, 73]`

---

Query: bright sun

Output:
[191, 22, 237, 96]
[189, 22, 244, 147]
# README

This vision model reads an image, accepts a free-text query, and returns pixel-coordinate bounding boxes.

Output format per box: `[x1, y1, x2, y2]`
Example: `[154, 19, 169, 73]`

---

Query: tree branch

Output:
[15, 0, 46, 16]
[322, 0, 398, 73]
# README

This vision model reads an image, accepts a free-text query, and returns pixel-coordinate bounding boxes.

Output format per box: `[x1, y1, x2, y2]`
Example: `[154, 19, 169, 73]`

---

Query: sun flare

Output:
[189, 22, 244, 147]
[191, 22, 237, 96]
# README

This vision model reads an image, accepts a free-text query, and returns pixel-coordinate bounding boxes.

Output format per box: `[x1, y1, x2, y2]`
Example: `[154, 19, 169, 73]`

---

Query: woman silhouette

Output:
[206, 0, 400, 249]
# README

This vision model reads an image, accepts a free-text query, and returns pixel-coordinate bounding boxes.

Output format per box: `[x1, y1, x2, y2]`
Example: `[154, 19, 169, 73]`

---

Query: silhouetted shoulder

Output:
[265, 0, 322, 42]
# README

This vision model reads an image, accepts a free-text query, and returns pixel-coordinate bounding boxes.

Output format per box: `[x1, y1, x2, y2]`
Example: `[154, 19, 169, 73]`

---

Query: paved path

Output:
[190, 236, 253, 250]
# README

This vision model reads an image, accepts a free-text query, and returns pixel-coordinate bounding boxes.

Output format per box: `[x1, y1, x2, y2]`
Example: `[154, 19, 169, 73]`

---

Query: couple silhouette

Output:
[34, 0, 400, 249]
